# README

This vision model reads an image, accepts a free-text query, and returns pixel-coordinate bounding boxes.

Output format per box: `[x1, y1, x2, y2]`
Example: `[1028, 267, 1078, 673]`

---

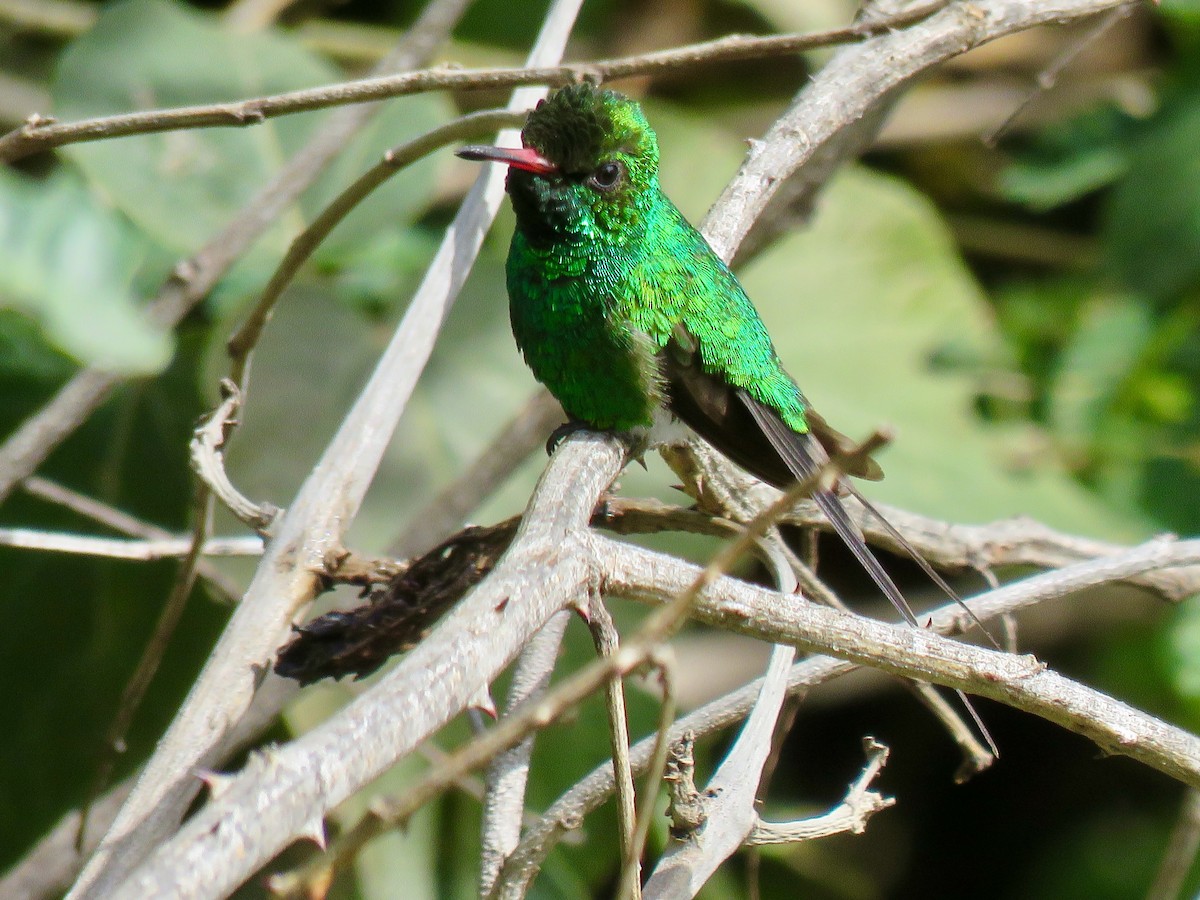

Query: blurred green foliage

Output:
[0, 0, 1198, 898]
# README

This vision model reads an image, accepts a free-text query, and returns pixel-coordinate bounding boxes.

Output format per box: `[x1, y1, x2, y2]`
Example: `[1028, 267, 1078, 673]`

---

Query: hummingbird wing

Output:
[660, 329, 918, 626]
[735, 389, 921, 628]
[661, 330, 883, 485]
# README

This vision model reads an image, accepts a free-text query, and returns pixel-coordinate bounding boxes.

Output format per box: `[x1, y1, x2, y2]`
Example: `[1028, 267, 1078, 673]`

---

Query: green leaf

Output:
[999, 107, 1131, 210]
[54, 0, 335, 264]
[52, 0, 450, 285]
[1046, 293, 1154, 457]
[1160, 0, 1200, 27]
[1103, 96, 1200, 300]
[0, 169, 172, 373]
[1001, 143, 1127, 211]
[739, 167, 1144, 538]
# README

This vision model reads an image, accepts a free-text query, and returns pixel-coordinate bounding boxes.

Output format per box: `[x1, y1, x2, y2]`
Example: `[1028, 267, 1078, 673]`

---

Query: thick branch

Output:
[604, 536, 1200, 787]
[107, 433, 625, 900]
[68, 3, 569, 896]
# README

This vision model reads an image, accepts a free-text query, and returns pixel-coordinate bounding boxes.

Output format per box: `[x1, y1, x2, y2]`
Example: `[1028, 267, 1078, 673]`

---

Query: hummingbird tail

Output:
[811, 488, 920, 628]
[736, 390, 919, 624]
[736, 390, 998, 757]
[844, 484, 1001, 651]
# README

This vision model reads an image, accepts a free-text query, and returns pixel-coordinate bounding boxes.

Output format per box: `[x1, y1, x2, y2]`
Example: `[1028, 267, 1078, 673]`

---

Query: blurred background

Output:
[1, 0, 1199, 896]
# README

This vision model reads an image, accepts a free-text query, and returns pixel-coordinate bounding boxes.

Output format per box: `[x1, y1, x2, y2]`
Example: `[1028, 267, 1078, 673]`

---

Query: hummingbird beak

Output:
[457, 144, 558, 176]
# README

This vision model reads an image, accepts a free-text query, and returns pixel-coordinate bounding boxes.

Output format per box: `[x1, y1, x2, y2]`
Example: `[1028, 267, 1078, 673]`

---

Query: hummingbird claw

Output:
[546, 419, 592, 456]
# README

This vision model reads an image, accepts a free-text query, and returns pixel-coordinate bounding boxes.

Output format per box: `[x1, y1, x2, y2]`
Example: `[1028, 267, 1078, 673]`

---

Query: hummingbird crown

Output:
[522, 83, 658, 176]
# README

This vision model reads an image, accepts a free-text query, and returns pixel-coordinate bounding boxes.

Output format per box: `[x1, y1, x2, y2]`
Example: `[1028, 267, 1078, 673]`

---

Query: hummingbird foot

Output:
[545, 418, 595, 456]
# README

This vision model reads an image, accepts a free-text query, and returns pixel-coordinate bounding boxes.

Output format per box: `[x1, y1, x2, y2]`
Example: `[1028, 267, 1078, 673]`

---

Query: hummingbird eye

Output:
[589, 161, 624, 191]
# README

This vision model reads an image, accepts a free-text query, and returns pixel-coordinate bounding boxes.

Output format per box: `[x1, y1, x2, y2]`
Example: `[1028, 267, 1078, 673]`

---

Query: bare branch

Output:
[1, 669, 300, 900]
[190, 380, 280, 533]
[643, 540, 798, 898]
[671, 442, 1200, 603]
[0, 528, 261, 562]
[589, 597, 642, 899]
[745, 738, 895, 845]
[497, 536, 1200, 893]
[0, 2, 954, 163]
[605, 536, 1200, 786]
[478, 612, 572, 896]
[75, 488, 217, 850]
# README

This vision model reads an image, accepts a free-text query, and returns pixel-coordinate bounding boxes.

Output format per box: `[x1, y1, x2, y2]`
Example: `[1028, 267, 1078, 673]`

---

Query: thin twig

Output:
[983, 2, 1137, 145]
[75, 488, 216, 849]
[589, 597, 642, 900]
[190, 379, 280, 533]
[0, 528, 261, 561]
[0, 2, 953, 163]
[665, 442, 1200, 603]
[477, 611, 572, 897]
[744, 738, 894, 844]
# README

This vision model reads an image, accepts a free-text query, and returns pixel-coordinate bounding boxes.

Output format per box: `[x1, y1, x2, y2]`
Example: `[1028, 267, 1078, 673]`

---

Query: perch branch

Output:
[494, 535, 1200, 895]
[478, 611, 572, 897]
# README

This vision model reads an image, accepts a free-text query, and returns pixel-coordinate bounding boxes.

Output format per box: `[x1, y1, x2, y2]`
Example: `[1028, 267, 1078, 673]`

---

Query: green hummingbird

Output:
[458, 83, 960, 631]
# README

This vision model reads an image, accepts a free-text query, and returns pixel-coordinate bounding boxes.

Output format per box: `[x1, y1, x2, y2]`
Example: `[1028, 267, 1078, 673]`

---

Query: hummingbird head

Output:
[458, 83, 660, 246]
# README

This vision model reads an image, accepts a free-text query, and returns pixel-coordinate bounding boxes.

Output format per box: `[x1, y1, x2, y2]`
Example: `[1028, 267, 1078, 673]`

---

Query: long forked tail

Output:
[737, 391, 998, 756]
[845, 484, 1000, 650]
[738, 391, 920, 624]
[811, 489, 920, 627]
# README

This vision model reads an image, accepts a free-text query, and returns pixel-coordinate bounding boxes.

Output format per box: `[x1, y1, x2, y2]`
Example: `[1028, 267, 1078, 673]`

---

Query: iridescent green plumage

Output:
[503, 85, 808, 437]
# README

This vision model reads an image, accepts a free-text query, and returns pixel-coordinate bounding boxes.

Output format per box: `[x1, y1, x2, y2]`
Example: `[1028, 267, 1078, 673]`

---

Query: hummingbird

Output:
[457, 83, 976, 635]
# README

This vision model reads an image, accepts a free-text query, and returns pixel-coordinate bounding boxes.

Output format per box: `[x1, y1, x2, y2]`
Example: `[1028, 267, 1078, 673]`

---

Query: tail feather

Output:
[847, 485, 1000, 650]
[812, 489, 920, 628]
[736, 390, 998, 757]
[737, 391, 919, 626]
